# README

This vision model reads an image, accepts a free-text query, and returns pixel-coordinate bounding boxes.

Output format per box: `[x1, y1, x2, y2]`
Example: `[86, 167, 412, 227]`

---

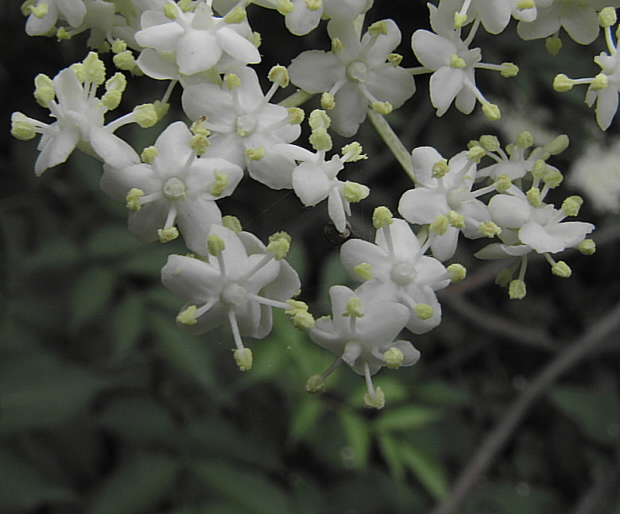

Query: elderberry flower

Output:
[309, 285, 420, 409]
[341, 213, 453, 334]
[100, 121, 243, 252]
[182, 67, 301, 189]
[11, 52, 136, 175]
[433, 0, 533, 35]
[134, 1, 260, 80]
[288, 19, 415, 136]
[161, 224, 301, 371]
[23, 0, 87, 36]
[398, 146, 492, 261]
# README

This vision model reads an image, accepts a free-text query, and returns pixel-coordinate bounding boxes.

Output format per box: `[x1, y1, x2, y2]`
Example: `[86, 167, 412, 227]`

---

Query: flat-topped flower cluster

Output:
[13, 0, 604, 407]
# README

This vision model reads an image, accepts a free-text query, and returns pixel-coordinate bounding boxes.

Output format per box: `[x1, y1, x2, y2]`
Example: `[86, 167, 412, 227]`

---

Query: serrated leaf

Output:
[339, 410, 371, 468]
[399, 444, 448, 500]
[90, 453, 178, 514]
[547, 386, 620, 444]
[374, 405, 443, 433]
[71, 266, 117, 330]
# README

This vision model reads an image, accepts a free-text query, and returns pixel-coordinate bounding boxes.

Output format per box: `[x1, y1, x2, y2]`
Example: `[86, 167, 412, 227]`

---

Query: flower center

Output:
[235, 113, 258, 136]
[346, 61, 368, 82]
[391, 261, 416, 286]
[220, 281, 248, 305]
[162, 177, 187, 201]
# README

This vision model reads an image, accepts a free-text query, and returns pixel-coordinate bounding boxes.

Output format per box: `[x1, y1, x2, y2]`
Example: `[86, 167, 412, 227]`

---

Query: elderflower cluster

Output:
[13, 0, 604, 408]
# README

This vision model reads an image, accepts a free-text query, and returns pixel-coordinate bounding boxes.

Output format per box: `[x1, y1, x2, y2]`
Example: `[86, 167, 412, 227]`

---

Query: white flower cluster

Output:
[13, 0, 603, 408]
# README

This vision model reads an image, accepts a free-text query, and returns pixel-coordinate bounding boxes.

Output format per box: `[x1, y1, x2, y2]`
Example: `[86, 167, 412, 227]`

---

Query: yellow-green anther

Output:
[277, 0, 294, 13]
[11, 112, 36, 141]
[467, 139, 480, 149]
[106, 72, 127, 93]
[373, 206, 393, 229]
[495, 174, 512, 193]
[224, 6, 246, 23]
[543, 134, 569, 155]
[288, 107, 304, 124]
[210, 170, 228, 196]
[454, 12, 468, 28]
[34, 73, 55, 108]
[551, 260, 571, 278]
[516, 131, 533, 149]
[342, 142, 367, 162]
[245, 147, 265, 161]
[482, 102, 501, 121]
[252, 31, 261, 48]
[450, 54, 466, 68]
[30, 2, 48, 18]
[480, 221, 501, 237]
[495, 268, 513, 287]
[178, 0, 193, 11]
[363, 387, 385, 409]
[21, 0, 35, 16]
[383, 347, 404, 369]
[268, 65, 289, 87]
[553, 74, 574, 92]
[305, 0, 322, 10]
[508, 279, 526, 299]
[599, 7, 617, 27]
[447, 263, 467, 283]
[222, 215, 242, 233]
[207, 234, 226, 256]
[285, 299, 308, 313]
[309, 109, 331, 130]
[305, 374, 326, 394]
[372, 101, 393, 115]
[176, 305, 198, 325]
[344, 297, 364, 318]
[113, 51, 136, 71]
[466, 145, 486, 163]
[431, 214, 449, 235]
[543, 168, 563, 188]
[432, 158, 450, 177]
[331, 37, 344, 53]
[342, 181, 370, 203]
[126, 188, 144, 211]
[500, 62, 519, 78]
[480, 135, 501, 152]
[368, 20, 388, 36]
[517, 0, 535, 8]
[561, 195, 583, 216]
[526, 187, 542, 207]
[225, 73, 242, 90]
[532, 159, 547, 179]
[592, 73, 608, 90]
[56, 27, 71, 40]
[267, 231, 291, 260]
[141, 146, 158, 163]
[163, 3, 177, 19]
[505, 143, 516, 156]
[158, 226, 179, 243]
[353, 263, 373, 280]
[309, 127, 332, 152]
[321, 92, 335, 110]
[576, 239, 596, 255]
[101, 90, 122, 110]
[546, 35, 562, 56]
[112, 39, 127, 53]
[83, 52, 106, 85]
[286, 300, 315, 330]
[190, 134, 210, 155]
[388, 53, 403, 66]
[71, 63, 86, 82]
[233, 347, 253, 372]
[134, 104, 159, 128]
[448, 210, 465, 228]
[414, 303, 434, 320]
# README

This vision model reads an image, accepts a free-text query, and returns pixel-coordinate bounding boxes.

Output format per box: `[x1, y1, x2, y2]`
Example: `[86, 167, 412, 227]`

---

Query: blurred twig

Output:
[429, 299, 620, 514]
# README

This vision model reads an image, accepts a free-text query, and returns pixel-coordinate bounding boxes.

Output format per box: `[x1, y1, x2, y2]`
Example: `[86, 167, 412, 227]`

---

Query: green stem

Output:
[367, 109, 415, 183]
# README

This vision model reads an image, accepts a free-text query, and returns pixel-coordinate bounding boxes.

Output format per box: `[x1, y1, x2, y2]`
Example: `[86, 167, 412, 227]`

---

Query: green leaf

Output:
[110, 293, 145, 359]
[547, 386, 620, 444]
[86, 224, 142, 259]
[339, 409, 371, 468]
[90, 453, 178, 514]
[374, 405, 443, 433]
[399, 444, 448, 500]
[0, 445, 75, 510]
[0, 351, 107, 434]
[413, 380, 470, 407]
[97, 397, 175, 442]
[192, 460, 291, 514]
[70, 265, 117, 330]
[377, 433, 405, 480]
[23, 237, 81, 271]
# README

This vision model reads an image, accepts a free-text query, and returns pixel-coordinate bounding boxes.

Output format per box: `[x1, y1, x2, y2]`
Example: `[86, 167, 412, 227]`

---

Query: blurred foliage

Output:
[2, 1, 620, 514]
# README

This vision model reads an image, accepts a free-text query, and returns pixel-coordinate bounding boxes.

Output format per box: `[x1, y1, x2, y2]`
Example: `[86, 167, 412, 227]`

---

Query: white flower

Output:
[433, 0, 523, 35]
[340, 216, 452, 334]
[100, 121, 243, 252]
[135, 1, 260, 80]
[182, 67, 301, 189]
[288, 19, 415, 136]
[161, 224, 301, 370]
[24, 0, 87, 36]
